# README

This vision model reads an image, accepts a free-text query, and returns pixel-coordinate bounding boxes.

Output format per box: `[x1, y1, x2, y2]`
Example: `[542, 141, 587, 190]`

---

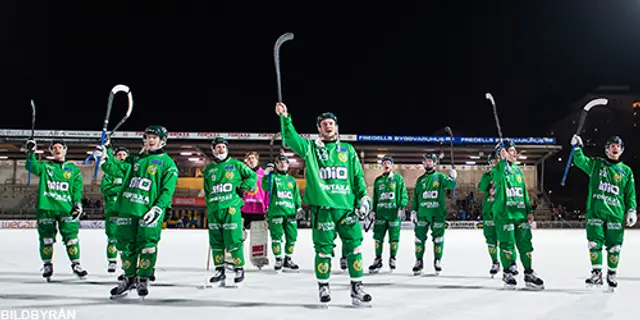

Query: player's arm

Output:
[71, 168, 84, 207]
[24, 152, 44, 176]
[239, 162, 258, 193]
[294, 178, 302, 210]
[100, 173, 118, 196]
[478, 172, 491, 193]
[372, 176, 380, 210]
[411, 177, 421, 212]
[572, 148, 595, 175]
[351, 148, 369, 207]
[100, 148, 129, 177]
[203, 166, 212, 202]
[153, 162, 179, 211]
[398, 175, 409, 208]
[443, 173, 456, 191]
[625, 170, 637, 213]
[281, 114, 312, 159]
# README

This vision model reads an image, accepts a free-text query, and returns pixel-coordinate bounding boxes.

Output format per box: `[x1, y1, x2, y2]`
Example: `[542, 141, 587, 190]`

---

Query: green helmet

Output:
[115, 147, 129, 155]
[502, 138, 516, 150]
[144, 125, 168, 141]
[50, 139, 66, 148]
[605, 136, 624, 149]
[381, 155, 394, 164]
[316, 112, 338, 128]
[211, 137, 228, 148]
[276, 154, 289, 163]
[423, 153, 438, 163]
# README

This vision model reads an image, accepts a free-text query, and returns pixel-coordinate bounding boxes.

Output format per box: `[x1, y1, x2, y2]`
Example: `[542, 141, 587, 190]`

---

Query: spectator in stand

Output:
[241, 152, 268, 230]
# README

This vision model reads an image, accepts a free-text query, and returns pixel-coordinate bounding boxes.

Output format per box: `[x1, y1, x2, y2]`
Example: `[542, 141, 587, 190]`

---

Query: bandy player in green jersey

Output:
[24, 139, 88, 281]
[275, 102, 373, 307]
[96, 125, 179, 299]
[410, 153, 457, 276]
[262, 154, 303, 273]
[204, 137, 257, 287]
[492, 139, 544, 290]
[368, 155, 408, 274]
[571, 135, 637, 291]
[478, 150, 501, 277]
[100, 147, 129, 274]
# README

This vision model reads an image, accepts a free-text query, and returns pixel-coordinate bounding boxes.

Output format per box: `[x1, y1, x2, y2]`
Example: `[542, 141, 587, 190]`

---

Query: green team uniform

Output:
[203, 156, 257, 269]
[100, 154, 127, 263]
[412, 170, 455, 261]
[372, 172, 408, 258]
[573, 147, 637, 272]
[262, 170, 301, 257]
[281, 114, 369, 283]
[490, 158, 534, 271]
[26, 153, 84, 264]
[478, 171, 499, 263]
[101, 148, 178, 279]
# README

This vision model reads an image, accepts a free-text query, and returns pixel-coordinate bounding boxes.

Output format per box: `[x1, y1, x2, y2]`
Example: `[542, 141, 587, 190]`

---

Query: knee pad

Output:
[608, 245, 622, 253]
[66, 238, 78, 246]
[141, 247, 156, 254]
[434, 237, 444, 244]
[42, 238, 54, 245]
[588, 241, 601, 250]
[108, 239, 118, 244]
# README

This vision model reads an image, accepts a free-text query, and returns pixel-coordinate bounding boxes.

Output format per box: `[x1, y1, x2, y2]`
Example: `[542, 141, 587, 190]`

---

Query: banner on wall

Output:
[0, 220, 105, 229]
[172, 197, 206, 207]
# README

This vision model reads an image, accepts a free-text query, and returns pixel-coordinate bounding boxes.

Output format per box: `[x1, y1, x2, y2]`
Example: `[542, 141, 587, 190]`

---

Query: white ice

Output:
[1, 228, 639, 320]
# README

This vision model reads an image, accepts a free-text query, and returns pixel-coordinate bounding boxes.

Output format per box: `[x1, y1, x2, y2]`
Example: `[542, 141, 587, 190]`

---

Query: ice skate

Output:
[585, 269, 603, 288]
[109, 276, 137, 299]
[230, 267, 244, 288]
[318, 282, 331, 305]
[412, 259, 423, 276]
[117, 274, 126, 281]
[509, 262, 519, 276]
[606, 270, 617, 292]
[42, 262, 53, 282]
[71, 262, 88, 279]
[433, 259, 442, 275]
[368, 256, 383, 274]
[524, 270, 545, 290]
[350, 281, 372, 307]
[283, 256, 299, 272]
[339, 256, 347, 271]
[502, 270, 517, 290]
[137, 278, 149, 300]
[274, 257, 283, 273]
[149, 268, 156, 282]
[209, 267, 226, 287]
[107, 261, 117, 273]
[389, 256, 397, 272]
[489, 261, 500, 278]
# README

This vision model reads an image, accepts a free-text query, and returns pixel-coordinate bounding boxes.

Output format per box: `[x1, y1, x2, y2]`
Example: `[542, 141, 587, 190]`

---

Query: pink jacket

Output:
[241, 167, 268, 214]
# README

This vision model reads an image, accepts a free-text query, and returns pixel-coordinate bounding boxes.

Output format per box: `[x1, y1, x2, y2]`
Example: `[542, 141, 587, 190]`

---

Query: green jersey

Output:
[102, 149, 178, 216]
[411, 171, 454, 217]
[281, 114, 368, 210]
[573, 148, 637, 217]
[203, 157, 257, 212]
[490, 160, 531, 220]
[262, 171, 301, 217]
[25, 153, 83, 213]
[478, 171, 496, 220]
[100, 153, 129, 212]
[372, 172, 408, 212]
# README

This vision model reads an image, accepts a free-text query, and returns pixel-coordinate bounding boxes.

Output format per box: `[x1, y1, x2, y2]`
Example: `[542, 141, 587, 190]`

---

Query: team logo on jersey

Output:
[516, 175, 522, 184]
[210, 174, 217, 181]
[317, 262, 330, 274]
[614, 173, 622, 183]
[225, 171, 234, 179]
[287, 182, 294, 189]
[353, 259, 363, 271]
[228, 207, 237, 215]
[338, 152, 348, 163]
[63, 171, 71, 180]
[139, 258, 151, 269]
[390, 182, 396, 190]
[147, 166, 158, 175]
[432, 181, 440, 188]
[67, 246, 78, 256]
[134, 163, 140, 172]
[215, 255, 224, 264]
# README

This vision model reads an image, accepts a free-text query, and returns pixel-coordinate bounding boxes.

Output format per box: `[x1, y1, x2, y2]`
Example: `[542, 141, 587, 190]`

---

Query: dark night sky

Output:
[1, 1, 639, 137]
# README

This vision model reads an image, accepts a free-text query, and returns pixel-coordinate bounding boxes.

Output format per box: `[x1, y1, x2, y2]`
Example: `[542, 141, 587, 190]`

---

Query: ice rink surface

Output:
[1, 228, 640, 320]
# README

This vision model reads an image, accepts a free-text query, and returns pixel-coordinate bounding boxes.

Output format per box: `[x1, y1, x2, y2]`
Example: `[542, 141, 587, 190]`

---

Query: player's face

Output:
[115, 151, 128, 161]
[607, 143, 622, 160]
[423, 158, 435, 169]
[214, 144, 227, 155]
[50, 144, 66, 160]
[507, 147, 518, 162]
[319, 119, 337, 140]
[382, 160, 392, 170]
[145, 134, 160, 149]
[245, 155, 259, 168]
[276, 159, 289, 172]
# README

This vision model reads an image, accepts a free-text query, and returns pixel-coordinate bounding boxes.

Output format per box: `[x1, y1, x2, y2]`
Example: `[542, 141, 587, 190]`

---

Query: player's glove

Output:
[93, 145, 108, 161]
[296, 207, 305, 220]
[359, 196, 371, 215]
[449, 168, 458, 180]
[264, 163, 275, 175]
[626, 209, 637, 227]
[410, 210, 417, 224]
[70, 203, 83, 221]
[143, 206, 163, 225]
[25, 140, 37, 154]
[397, 207, 405, 219]
[571, 134, 583, 148]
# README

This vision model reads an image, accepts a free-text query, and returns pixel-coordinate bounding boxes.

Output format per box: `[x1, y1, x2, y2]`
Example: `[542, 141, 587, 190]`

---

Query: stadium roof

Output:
[0, 129, 562, 167]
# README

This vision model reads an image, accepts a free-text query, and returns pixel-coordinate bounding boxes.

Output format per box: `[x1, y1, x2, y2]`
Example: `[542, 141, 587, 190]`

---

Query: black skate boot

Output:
[274, 257, 283, 273]
[350, 281, 372, 307]
[107, 261, 117, 273]
[434, 259, 442, 275]
[209, 266, 226, 287]
[71, 262, 88, 279]
[117, 274, 126, 281]
[489, 261, 500, 278]
[137, 278, 149, 300]
[509, 262, 519, 276]
[412, 259, 424, 276]
[585, 269, 603, 287]
[232, 267, 244, 287]
[340, 256, 347, 271]
[389, 256, 397, 272]
[42, 262, 53, 282]
[368, 256, 383, 274]
[502, 269, 517, 289]
[318, 282, 331, 304]
[110, 276, 137, 299]
[606, 270, 617, 292]
[149, 268, 156, 282]
[283, 256, 299, 272]
[524, 269, 544, 290]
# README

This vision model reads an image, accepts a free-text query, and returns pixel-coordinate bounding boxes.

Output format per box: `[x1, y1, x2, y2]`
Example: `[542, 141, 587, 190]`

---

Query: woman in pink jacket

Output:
[242, 152, 269, 229]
